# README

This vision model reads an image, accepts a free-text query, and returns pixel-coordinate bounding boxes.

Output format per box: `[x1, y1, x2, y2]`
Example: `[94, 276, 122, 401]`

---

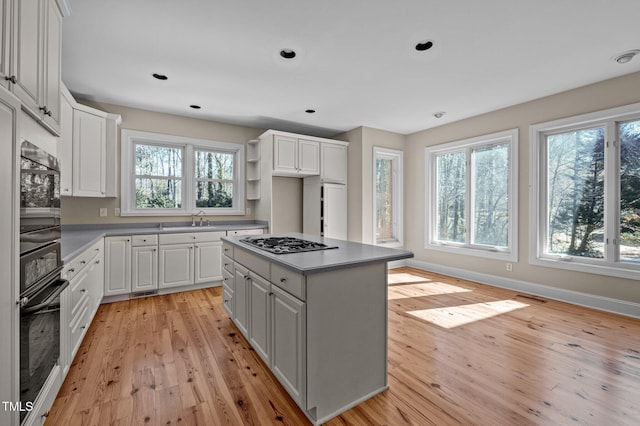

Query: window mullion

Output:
[605, 121, 619, 263]
[465, 147, 472, 247]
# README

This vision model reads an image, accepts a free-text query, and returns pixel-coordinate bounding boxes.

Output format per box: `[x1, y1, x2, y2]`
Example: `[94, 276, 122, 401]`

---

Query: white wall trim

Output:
[404, 259, 640, 319]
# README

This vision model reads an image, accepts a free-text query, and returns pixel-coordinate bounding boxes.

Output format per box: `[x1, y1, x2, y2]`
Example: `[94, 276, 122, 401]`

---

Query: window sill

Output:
[530, 256, 640, 280]
[426, 242, 517, 262]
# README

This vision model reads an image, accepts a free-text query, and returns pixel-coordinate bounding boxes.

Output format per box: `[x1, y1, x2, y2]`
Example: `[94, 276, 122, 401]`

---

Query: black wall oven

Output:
[19, 141, 67, 423]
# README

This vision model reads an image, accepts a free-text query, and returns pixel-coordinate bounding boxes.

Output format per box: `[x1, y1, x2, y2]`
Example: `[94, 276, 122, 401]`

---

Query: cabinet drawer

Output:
[223, 288, 233, 317]
[70, 274, 90, 318]
[131, 234, 158, 246]
[159, 231, 225, 245]
[271, 263, 305, 301]
[195, 231, 225, 242]
[222, 241, 234, 259]
[222, 253, 234, 274]
[227, 228, 264, 236]
[64, 239, 103, 281]
[69, 302, 89, 359]
[222, 268, 234, 293]
[235, 248, 269, 280]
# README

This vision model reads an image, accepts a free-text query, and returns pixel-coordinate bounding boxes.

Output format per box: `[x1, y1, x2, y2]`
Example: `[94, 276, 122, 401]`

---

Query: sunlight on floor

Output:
[388, 282, 472, 300]
[388, 272, 435, 284]
[407, 300, 530, 328]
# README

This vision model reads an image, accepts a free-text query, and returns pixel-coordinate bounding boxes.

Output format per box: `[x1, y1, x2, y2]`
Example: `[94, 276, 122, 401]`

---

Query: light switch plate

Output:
[99, 208, 107, 217]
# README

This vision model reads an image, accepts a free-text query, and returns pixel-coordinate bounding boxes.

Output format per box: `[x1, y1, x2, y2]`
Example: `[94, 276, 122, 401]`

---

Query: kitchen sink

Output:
[160, 225, 221, 232]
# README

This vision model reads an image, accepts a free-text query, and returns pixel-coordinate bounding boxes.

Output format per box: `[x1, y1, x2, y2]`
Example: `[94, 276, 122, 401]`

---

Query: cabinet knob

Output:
[69, 268, 75, 273]
[81, 289, 86, 293]
[280, 278, 287, 283]
[268, 292, 273, 296]
[142, 239, 146, 242]
[4, 75, 17, 84]
[95, 260, 100, 264]
[153, 248, 156, 252]
[81, 260, 86, 265]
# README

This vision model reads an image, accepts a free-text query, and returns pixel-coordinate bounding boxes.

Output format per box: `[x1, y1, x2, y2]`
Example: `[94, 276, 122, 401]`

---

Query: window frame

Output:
[424, 129, 518, 261]
[373, 146, 404, 247]
[530, 102, 640, 279]
[121, 129, 245, 216]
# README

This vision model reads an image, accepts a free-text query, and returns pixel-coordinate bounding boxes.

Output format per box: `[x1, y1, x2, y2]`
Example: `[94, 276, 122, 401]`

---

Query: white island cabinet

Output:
[223, 233, 413, 425]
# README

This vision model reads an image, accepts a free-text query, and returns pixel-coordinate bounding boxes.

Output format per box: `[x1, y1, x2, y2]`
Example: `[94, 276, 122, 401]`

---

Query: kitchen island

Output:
[220, 233, 413, 425]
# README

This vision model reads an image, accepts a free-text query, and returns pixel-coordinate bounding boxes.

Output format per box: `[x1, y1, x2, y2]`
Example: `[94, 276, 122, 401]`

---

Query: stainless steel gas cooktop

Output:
[240, 236, 338, 254]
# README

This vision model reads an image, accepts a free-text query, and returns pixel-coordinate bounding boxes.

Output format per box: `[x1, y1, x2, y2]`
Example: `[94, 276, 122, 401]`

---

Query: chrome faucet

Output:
[195, 210, 206, 227]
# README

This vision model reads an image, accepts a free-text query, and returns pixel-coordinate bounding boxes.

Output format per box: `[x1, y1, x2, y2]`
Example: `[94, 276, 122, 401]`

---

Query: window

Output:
[373, 147, 403, 246]
[425, 129, 518, 260]
[530, 102, 640, 279]
[121, 130, 245, 216]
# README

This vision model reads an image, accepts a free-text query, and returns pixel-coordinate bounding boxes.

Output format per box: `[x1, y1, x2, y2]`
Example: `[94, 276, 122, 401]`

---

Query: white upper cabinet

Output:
[73, 106, 106, 196]
[320, 142, 348, 184]
[60, 85, 121, 198]
[273, 135, 319, 176]
[10, 0, 62, 135]
[0, 0, 11, 89]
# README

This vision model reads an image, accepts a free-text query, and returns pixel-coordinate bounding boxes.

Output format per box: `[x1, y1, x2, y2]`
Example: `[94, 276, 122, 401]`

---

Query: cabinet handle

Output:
[81, 325, 87, 330]
[280, 278, 287, 283]
[95, 260, 100, 264]
[81, 289, 86, 293]
[153, 248, 156, 252]
[38, 106, 51, 116]
[4, 75, 17, 84]
[81, 260, 86, 265]
[268, 292, 273, 296]
[95, 248, 100, 251]
[69, 268, 75, 273]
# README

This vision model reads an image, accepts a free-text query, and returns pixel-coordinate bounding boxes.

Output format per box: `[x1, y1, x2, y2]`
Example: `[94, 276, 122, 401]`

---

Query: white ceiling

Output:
[61, 0, 640, 138]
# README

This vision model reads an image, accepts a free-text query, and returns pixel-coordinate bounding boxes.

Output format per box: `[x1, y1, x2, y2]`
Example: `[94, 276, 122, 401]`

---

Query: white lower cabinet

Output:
[159, 243, 194, 288]
[104, 236, 131, 296]
[271, 284, 305, 406]
[131, 246, 158, 292]
[233, 263, 250, 336]
[249, 273, 271, 364]
[195, 241, 222, 283]
[232, 248, 307, 409]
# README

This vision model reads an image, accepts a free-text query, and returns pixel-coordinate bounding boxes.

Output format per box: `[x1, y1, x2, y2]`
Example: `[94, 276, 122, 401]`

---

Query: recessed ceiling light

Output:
[612, 49, 640, 64]
[433, 111, 446, 118]
[189, 105, 201, 109]
[152, 73, 168, 80]
[415, 40, 434, 51]
[280, 49, 297, 59]
[305, 109, 316, 114]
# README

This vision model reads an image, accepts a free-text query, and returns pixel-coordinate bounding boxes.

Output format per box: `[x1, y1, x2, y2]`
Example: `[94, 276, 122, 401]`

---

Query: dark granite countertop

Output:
[61, 221, 268, 262]
[222, 233, 413, 275]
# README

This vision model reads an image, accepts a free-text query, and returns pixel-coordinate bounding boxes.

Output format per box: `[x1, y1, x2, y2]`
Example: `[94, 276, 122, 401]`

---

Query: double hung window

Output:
[530, 103, 640, 278]
[425, 129, 518, 260]
[121, 130, 245, 216]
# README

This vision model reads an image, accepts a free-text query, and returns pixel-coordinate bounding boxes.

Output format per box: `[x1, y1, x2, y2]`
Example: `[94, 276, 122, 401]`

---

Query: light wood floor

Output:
[46, 267, 640, 425]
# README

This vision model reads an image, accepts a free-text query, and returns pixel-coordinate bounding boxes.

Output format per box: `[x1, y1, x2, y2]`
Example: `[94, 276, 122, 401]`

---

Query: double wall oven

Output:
[18, 141, 67, 423]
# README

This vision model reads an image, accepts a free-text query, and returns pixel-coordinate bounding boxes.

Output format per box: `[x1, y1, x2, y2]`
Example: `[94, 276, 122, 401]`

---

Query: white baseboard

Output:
[404, 259, 640, 319]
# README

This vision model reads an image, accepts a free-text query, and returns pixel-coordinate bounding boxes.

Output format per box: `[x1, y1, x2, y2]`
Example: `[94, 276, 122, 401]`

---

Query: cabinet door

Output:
[0, 0, 11, 89]
[73, 108, 106, 196]
[323, 183, 348, 240]
[273, 135, 298, 174]
[233, 265, 249, 337]
[298, 139, 319, 175]
[271, 285, 305, 407]
[194, 241, 222, 284]
[41, 0, 61, 131]
[86, 252, 104, 314]
[249, 274, 271, 365]
[159, 244, 194, 288]
[11, 0, 41, 113]
[321, 143, 347, 184]
[104, 236, 131, 296]
[58, 90, 73, 195]
[132, 246, 158, 292]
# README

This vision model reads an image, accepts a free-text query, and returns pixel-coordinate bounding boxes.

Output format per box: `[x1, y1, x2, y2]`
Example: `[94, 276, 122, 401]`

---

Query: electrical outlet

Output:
[506, 262, 513, 272]
[114, 207, 121, 216]
[99, 208, 107, 217]
[246, 207, 252, 215]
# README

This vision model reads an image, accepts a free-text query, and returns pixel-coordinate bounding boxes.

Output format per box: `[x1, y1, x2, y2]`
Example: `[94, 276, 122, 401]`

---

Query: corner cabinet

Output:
[59, 84, 121, 198]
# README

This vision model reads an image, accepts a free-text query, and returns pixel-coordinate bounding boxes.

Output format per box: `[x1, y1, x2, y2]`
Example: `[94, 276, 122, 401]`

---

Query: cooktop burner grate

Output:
[240, 236, 338, 254]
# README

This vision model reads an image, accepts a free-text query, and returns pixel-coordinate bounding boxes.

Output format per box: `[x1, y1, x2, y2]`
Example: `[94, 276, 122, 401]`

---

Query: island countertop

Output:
[222, 233, 414, 275]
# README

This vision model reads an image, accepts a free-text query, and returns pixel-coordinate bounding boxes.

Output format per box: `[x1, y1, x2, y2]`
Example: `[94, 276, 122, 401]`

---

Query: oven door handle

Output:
[21, 280, 69, 315]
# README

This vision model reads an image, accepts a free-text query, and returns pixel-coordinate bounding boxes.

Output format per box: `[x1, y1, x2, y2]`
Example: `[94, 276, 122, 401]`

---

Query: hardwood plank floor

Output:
[46, 267, 640, 425]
